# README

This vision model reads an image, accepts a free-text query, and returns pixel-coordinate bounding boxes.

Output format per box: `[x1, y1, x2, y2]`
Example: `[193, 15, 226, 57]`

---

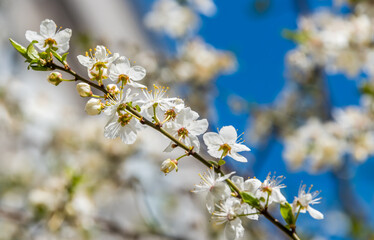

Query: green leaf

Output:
[241, 191, 260, 208]
[218, 159, 226, 166]
[61, 52, 69, 63]
[280, 202, 295, 226]
[9, 38, 28, 58]
[135, 105, 141, 112]
[26, 41, 39, 60]
[50, 49, 63, 62]
[30, 66, 49, 71]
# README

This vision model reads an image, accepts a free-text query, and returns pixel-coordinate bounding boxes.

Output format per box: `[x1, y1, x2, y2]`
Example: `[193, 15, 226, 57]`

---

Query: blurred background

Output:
[1, 0, 374, 239]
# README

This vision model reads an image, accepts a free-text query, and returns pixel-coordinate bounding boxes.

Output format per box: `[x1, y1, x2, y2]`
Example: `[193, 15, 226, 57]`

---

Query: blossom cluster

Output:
[286, 6, 374, 79]
[9, 18, 325, 240]
[284, 103, 374, 172]
[145, 0, 216, 38]
[192, 170, 323, 239]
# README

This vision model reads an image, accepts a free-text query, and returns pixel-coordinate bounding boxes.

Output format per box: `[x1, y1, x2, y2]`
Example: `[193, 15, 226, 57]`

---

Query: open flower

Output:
[212, 197, 249, 240]
[203, 126, 250, 162]
[77, 45, 119, 83]
[137, 85, 177, 118]
[103, 89, 143, 144]
[109, 56, 146, 88]
[292, 184, 324, 220]
[192, 167, 235, 213]
[163, 107, 208, 152]
[25, 19, 72, 54]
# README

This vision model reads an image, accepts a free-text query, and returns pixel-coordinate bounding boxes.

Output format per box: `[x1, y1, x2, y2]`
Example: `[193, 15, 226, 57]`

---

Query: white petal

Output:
[128, 81, 146, 89]
[244, 179, 261, 193]
[116, 56, 130, 68]
[119, 124, 138, 144]
[54, 28, 72, 45]
[104, 119, 120, 139]
[203, 132, 223, 146]
[56, 43, 70, 54]
[232, 143, 251, 153]
[188, 119, 209, 135]
[307, 206, 324, 219]
[40, 19, 57, 38]
[225, 218, 244, 240]
[206, 194, 215, 213]
[25, 31, 44, 43]
[270, 189, 286, 203]
[231, 176, 244, 190]
[207, 148, 222, 158]
[220, 126, 237, 143]
[95, 45, 107, 61]
[189, 135, 200, 152]
[129, 66, 146, 81]
[77, 55, 94, 67]
[229, 152, 248, 162]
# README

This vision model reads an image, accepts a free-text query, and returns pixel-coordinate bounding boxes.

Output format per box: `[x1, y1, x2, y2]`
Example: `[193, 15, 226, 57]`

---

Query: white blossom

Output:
[192, 167, 235, 213]
[25, 19, 72, 54]
[103, 89, 143, 144]
[109, 56, 146, 88]
[163, 107, 208, 152]
[292, 184, 324, 220]
[212, 197, 248, 240]
[203, 126, 250, 162]
[77, 45, 119, 81]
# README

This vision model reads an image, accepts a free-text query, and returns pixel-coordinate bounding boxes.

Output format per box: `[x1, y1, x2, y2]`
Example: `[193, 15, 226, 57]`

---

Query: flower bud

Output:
[47, 72, 62, 86]
[106, 84, 120, 95]
[85, 98, 103, 115]
[76, 83, 92, 97]
[160, 159, 178, 175]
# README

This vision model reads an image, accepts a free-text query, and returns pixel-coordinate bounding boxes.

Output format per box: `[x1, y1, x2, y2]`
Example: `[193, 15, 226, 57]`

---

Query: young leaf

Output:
[241, 191, 260, 208]
[280, 202, 295, 227]
[26, 41, 40, 60]
[9, 38, 28, 58]
[61, 52, 69, 63]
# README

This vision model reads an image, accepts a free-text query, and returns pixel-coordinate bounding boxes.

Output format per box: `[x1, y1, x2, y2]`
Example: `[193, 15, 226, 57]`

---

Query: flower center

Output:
[92, 62, 107, 71]
[177, 127, 189, 139]
[118, 74, 130, 85]
[118, 113, 132, 127]
[218, 143, 232, 157]
[164, 109, 177, 121]
[44, 38, 57, 48]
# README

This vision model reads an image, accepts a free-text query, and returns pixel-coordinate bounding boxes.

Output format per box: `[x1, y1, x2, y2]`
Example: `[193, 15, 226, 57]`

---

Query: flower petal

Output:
[40, 19, 57, 38]
[188, 119, 209, 135]
[203, 132, 223, 146]
[225, 218, 244, 240]
[25, 31, 44, 43]
[307, 206, 324, 220]
[129, 66, 146, 81]
[219, 126, 237, 144]
[54, 28, 72, 46]
[229, 151, 248, 162]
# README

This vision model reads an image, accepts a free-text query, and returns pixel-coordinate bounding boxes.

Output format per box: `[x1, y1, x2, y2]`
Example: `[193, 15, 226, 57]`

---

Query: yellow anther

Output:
[85, 52, 89, 57]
